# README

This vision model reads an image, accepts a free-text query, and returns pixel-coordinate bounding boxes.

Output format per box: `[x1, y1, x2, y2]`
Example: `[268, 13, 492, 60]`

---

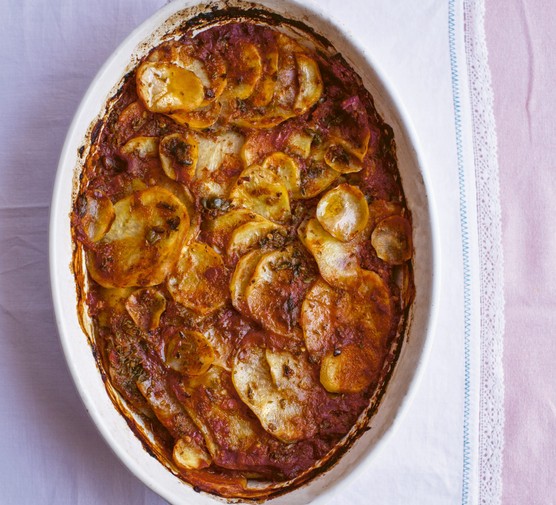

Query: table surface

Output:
[0, 1, 554, 503]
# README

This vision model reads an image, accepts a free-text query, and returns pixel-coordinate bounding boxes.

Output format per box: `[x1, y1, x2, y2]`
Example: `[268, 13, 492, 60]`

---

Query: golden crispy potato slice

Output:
[245, 248, 303, 336]
[87, 187, 189, 288]
[316, 183, 369, 241]
[136, 62, 204, 113]
[230, 249, 266, 315]
[121, 136, 159, 159]
[173, 437, 211, 471]
[168, 100, 221, 129]
[294, 53, 323, 114]
[299, 144, 341, 199]
[319, 344, 381, 393]
[125, 287, 167, 332]
[75, 189, 115, 243]
[165, 330, 216, 376]
[249, 47, 279, 107]
[232, 344, 317, 443]
[371, 215, 413, 264]
[159, 133, 198, 183]
[223, 42, 263, 100]
[226, 218, 283, 259]
[204, 209, 263, 253]
[285, 130, 313, 159]
[230, 165, 291, 223]
[274, 34, 302, 111]
[367, 199, 404, 228]
[298, 218, 359, 288]
[262, 152, 300, 196]
[231, 109, 295, 129]
[324, 143, 364, 174]
[167, 241, 228, 315]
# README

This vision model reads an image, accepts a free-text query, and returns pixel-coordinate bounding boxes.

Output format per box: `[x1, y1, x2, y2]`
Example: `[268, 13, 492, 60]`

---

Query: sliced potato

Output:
[167, 241, 228, 315]
[231, 108, 295, 129]
[121, 136, 159, 158]
[319, 344, 381, 393]
[230, 249, 266, 315]
[246, 248, 302, 336]
[87, 187, 189, 288]
[285, 130, 313, 159]
[299, 156, 340, 199]
[371, 215, 413, 264]
[230, 165, 291, 223]
[262, 152, 300, 196]
[165, 330, 215, 376]
[249, 47, 279, 107]
[294, 53, 323, 114]
[125, 287, 167, 332]
[75, 189, 115, 242]
[223, 42, 263, 100]
[136, 62, 204, 113]
[298, 218, 359, 288]
[232, 344, 317, 443]
[226, 218, 283, 259]
[204, 209, 263, 253]
[316, 183, 369, 241]
[324, 143, 364, 174]
[159, 132, 198, 182]
[173, 437, 211, 470]
[168, 100, 222, 129]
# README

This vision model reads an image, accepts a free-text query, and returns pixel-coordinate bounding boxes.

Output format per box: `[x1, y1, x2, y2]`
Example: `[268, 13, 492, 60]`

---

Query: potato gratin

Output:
[71, 18, 414, 499]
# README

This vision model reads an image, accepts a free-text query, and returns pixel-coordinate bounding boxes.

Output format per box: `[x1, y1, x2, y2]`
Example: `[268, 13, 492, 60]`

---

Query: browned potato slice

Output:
[319, 344, 381, 393]
[223, 42, 263, 100]
[165, 330, 215, 376]
[285, 130, 313, 159]
[226, 218, 283, 259]
[75, 189, 115, 243]
[371, 215, 413, 264]
[136, 62, 204, 113]
[316, 183, 369, 241]
[249, 48, 279, 107]
[125, 287, 167, 332]
[204, 209, 263, 253]
[324, 143, 364, 174]
[231, 109, 295, 129]
[232, 345, 317, 443]
[245, 248, 302, 336]
[230, 165, 291, 223]
[293, 53, 323, 114]
[87, 187, 189, 288]
[230, 249, 266, 315]
[167, 241, 228, 315]
[121, 136, 159, 158]
[173, 437, 211, 471]
[168, 100, 222, 129]
[367, 199, 404, 228]
[159, 133, 198, 183]
[298, 218, 359, 288]
[262, 152, 300, 196]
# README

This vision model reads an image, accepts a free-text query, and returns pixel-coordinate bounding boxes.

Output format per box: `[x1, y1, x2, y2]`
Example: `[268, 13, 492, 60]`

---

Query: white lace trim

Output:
[463, 1, 505, 504]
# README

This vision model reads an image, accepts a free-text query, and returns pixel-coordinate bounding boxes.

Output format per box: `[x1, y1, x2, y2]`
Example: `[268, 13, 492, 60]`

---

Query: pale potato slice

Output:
[204, 209, 263, 253]
[249, 48, 279, 107]
[262, 152, 300, 196]
[165, 330, 215, 376]
[298, 218, 359, 288]
[159, 132, 198, 182]
[87, 187, 189, 288]
[167, 241, 228, 315]
[121, 136, 159, 158]
[319, 344, 381, 393]
[168, 100, 221, 129]
[245, 248, 302, 336]
[371, 215, 413, 264]
[173, 437, 211, 470]
[230, 249, 266, 315]
[324, 143, 364, 174]
[285, 130, 313, 159]
[226, 219, 283, 259]
[75, 189, 115, 242]
[230, 165, 291, 223]
[136, 62, 204, 113]
[232, 345, 317, 443]
[293, 53, 323, 114]
[125, 287, 167, 332]
[224, 42, 263, 100]
[316, 183, 369, 241]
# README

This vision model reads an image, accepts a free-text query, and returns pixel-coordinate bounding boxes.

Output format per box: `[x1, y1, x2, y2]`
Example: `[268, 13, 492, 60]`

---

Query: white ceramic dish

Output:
[50, 1, 439, 503]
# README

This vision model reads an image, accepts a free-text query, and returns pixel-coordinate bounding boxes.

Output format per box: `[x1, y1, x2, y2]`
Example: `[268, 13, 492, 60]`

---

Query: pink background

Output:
[486, 0, 556, 503]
